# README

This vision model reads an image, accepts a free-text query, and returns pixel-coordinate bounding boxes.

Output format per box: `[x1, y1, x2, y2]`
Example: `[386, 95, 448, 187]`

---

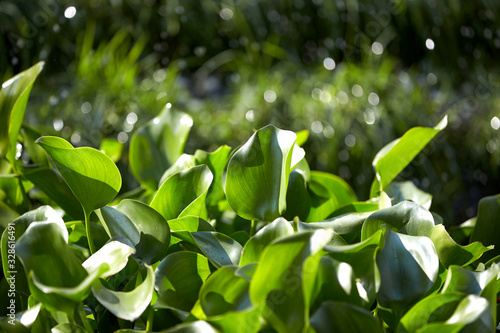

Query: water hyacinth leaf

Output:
[250, 229, 333, 332]
[469, 194, 500, 262]
[225, 125, 301, 221]
[0, 175, 28, 212]
[284, 168, 311, 220]
[162, 321, 218, 333]
[35, 136, 122, 215]
[151, 165, 213, 221]
[298, 212, 371, 237]
[159, 154, 196, 186]
[376, 228, 439, 313]
[324, 230, 383, 306]
[19, 166, 83, 220]
[193, 145, 232, 206]
[240, 217, 293, 265]
[310, 301, 384, 333]
[417, 295, 493, 333]
[20, 125, 49, 166]
[82, 238, 135, 278]
[0, 319, 31, 333]
[191, 231, 243, 267]
[168, 216, 214, 244]
[200, 265, 252, 316]
[329, 201, 379, 218]
[440, 264, 499, 297]
[430, 225, 492, 268]
[155, 252, 211, 311]
[2, 206, 67, 296]
[448, 218, 476, 245]
[129, 106, 193, 190]
[115, 199, 170, 264]
[311, 257, 367, 309]
[92, 265, 154, 321]
[361, 201, 434, 241]
[386, 181, 432, 210]
[0, 61, 44, 162]
[100, 138, 123, 163]
[310, 171, 357, 209]
[398, 293, 464, 333]
[15, 222, 90, 313]
[370, 115, 447, 196]
[50, 323, 86, 333]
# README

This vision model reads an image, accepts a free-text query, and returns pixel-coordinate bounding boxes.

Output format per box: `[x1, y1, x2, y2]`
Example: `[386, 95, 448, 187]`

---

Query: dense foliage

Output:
[1, 63, 500, 332]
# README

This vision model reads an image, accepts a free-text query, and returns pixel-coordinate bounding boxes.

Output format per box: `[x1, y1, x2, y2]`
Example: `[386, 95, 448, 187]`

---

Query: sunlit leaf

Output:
[386, 181, 432, 210]
[129, 106, 193, 190]
[100, 138, 123, 163]
[225, 125, 302, 221]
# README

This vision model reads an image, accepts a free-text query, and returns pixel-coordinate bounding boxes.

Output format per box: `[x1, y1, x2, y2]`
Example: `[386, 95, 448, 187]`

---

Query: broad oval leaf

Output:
[154, 251, 211, 311]
[430, 225, 492, 268]
[168, 216, 214, 245]
[310, 301, 384, 333]
[91, 265, 154, 321]
[129, 106, 193, 190]
[239, 217, 294, 266]
[82, 237, 136, 278]
[0, 62, 44, 162]
[225, 125, 301, 221]
[190, 231, 243, 267]
[386, 181, 432, 210]
[361, 201, 434, 240]
[370, 115, 447, 196]
[440, 264, 499, 296]
[376, 228, 439, 312]
[36, 136, 122, 215]
[151, 165, 213, 220]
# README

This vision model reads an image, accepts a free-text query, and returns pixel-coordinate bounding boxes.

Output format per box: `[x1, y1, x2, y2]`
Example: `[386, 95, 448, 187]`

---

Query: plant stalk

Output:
[146, 307, 154, 331]
[250, 220, 256, 236]
[84, 211, 96, 254]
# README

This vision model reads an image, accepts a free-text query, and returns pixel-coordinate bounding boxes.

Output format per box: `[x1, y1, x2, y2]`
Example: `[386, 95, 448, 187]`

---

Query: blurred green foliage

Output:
[1, 0, 499, 225]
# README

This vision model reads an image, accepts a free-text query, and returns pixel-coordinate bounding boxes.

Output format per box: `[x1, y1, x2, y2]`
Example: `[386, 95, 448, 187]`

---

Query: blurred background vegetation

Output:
[1, 0, 499, 225]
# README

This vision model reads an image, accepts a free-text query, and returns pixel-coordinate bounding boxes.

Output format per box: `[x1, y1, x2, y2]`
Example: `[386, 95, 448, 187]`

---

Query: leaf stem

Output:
[250, 220, 256, 236]
[146, 307, 154, 331]
[77, 304, 94, 333]
[85, 211, 96, 254]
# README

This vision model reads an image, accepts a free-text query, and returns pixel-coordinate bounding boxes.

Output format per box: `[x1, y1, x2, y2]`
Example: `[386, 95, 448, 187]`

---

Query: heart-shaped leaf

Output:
[239, 217, 293, 266]
[0, 62, 44, 163]
[91, 264, 154, 321]
[129, 106, 193, 190]
[225, 125, 303, 221]
[151, 165, 213, 220]
[370, 115, 447, 196]
[35, 136, 121, 216]
[430, 225, 492, 268]
[154, 251, 211, 311]
[376, 228, 439, 314]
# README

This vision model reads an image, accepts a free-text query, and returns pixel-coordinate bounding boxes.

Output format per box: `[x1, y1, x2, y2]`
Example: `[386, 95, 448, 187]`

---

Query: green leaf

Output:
[200, 265, 252, 316]
[159, 154, 196, 186]
[15, 222, 91, 313]
[50, 323, 86, 333]
[298, 212, 371, 239]
[469, 194, 500, 262]
[92, 265, 154, 321]
[240, 217, 293, 265]
[151, 165, 213, 220]
[82, 237, 135, 278]
[386, 181, 432, 210]
[324, 230, 383, 306]
[370, 116, 447, 195]
[310, 301, 384, 333]
[155, 251, 211, 311]
[19, 166, 83, 220]
[99, 199, 171, 264]
[35, 136, 122, 216]
[163, 321, 218, 333]
[398, 293, 464, 333]
[129, 106, 193, 190]
[440, 264, 499, 297]
[417, 295, 494, 333]
[1, 206, 67, 298]
[249, 229, 333, 332]
[99, 138, 123, 163]
[361, 201, 434, 241]
[376, 228, 439, 313]
[225, 125, 302, 221]
[310, 171, 357, 209]
[190, 231, 243, 267]
[0, 62, 44, 162]
[168, 216, 214, 245]
[430, 225, 492, 268]
[284, 168, 311, 220]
